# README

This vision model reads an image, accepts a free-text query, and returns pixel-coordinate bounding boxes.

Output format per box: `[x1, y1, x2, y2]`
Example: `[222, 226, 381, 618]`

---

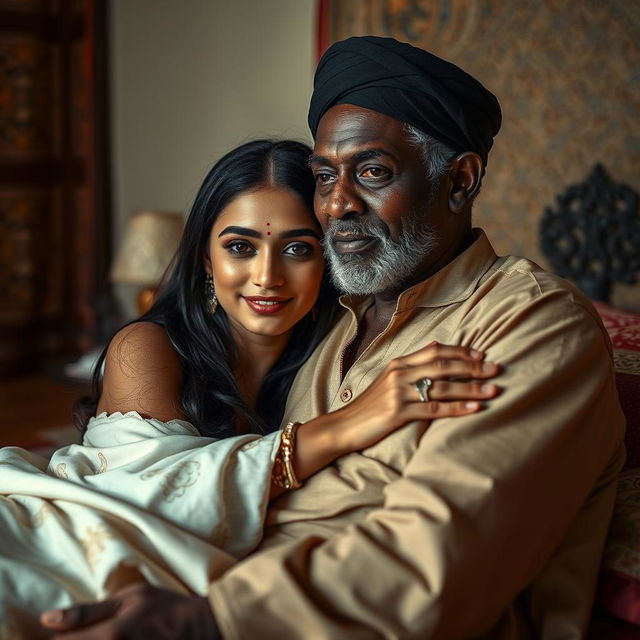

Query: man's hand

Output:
[39, 583, 221, 639]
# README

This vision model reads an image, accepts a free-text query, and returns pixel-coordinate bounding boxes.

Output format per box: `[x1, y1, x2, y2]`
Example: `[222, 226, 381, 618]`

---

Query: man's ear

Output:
[448, 152, 483, 213]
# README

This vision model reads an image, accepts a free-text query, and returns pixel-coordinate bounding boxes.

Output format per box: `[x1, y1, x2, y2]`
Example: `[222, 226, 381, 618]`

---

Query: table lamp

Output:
[110, 211, 184, 315]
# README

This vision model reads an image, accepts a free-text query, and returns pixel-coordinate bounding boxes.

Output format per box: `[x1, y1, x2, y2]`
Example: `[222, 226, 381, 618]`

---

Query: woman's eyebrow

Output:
[218, 226, 321, 240]
[218, 226, 260, 238]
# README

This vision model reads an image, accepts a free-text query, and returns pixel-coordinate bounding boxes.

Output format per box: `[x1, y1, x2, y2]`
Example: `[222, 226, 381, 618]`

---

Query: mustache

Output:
[323, 217, 391, 242]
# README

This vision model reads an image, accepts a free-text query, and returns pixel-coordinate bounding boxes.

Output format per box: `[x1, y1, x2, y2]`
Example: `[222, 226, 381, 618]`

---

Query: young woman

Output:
[0, 140, 499, 635]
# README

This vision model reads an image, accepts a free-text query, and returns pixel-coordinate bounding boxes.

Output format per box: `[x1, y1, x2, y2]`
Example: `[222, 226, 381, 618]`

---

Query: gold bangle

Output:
[273, 421, 302, 490]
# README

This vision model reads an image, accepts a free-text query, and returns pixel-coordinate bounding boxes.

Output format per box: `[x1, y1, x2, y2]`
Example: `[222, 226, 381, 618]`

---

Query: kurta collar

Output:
[338, 229, 498, 316]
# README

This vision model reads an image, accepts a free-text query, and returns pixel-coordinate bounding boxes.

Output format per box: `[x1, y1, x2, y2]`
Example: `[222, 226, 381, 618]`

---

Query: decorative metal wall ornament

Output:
[540, 164, 640, 302]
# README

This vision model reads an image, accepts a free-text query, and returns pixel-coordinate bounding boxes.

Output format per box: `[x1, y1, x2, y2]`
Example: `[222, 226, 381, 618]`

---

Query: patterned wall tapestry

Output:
[317, 0, 640, 310]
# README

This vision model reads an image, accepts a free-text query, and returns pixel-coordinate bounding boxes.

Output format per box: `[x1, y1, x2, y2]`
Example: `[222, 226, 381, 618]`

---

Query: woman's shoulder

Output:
[108, 321, 174, 356]
[98, 321, 186, 421]
[111, 320, 169, 344]
[105, 321, 181, 375]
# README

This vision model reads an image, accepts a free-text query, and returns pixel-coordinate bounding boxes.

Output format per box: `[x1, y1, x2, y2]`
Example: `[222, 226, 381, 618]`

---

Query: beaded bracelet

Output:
[272, 421, 302, 490]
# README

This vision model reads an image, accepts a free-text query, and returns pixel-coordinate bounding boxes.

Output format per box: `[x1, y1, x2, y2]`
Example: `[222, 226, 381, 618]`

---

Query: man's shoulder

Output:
[455, 253, 611, 358]
[488, 253, 576, 292]
[483, 254, 598, 317]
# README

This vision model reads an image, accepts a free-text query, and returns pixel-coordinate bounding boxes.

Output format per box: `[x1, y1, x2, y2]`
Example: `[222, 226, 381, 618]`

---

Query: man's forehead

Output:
[312, 104, 409, 159]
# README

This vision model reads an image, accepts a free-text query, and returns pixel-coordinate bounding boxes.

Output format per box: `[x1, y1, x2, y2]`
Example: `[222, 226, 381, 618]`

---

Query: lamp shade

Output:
[110, 211, 184, 286]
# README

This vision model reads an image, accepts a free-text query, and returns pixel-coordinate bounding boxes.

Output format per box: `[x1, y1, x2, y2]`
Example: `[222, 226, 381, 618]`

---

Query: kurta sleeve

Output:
[206, 287, 625, 639]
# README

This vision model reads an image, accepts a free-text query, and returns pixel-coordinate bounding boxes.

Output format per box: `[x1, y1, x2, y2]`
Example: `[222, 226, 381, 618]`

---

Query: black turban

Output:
[308, 36, 502, 165]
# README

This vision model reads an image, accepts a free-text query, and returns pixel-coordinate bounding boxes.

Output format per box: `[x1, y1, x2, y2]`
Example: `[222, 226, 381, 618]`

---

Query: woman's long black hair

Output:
[74, 139, 339, 438]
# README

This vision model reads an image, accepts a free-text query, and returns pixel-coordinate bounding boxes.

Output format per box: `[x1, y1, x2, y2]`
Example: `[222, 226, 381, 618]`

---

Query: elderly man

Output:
[43, 36, 624, 639]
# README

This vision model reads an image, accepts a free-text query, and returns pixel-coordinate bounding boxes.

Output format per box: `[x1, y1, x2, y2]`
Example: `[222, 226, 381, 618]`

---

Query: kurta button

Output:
[340, 388, 353, 402]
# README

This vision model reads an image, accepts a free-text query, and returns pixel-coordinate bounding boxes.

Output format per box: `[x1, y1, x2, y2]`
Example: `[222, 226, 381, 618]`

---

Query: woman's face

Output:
[206, 186, 325, 341]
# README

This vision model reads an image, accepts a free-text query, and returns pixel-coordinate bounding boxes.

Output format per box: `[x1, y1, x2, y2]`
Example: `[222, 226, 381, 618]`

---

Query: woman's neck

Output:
[231, 325, 291, 410]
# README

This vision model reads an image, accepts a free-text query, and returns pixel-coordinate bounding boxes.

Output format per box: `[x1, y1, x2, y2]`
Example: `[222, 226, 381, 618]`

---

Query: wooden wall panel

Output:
[0, 0, 110, 377]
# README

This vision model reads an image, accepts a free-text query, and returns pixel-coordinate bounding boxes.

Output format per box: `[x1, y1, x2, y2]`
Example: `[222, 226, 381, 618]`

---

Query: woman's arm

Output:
[98, 327, 500, 501]
[272, 342, 501, 498]
[97, 322, 186, 422]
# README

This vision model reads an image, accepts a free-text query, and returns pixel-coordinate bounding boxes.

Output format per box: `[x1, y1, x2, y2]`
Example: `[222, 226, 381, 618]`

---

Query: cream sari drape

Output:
[0, 411, 280, 638]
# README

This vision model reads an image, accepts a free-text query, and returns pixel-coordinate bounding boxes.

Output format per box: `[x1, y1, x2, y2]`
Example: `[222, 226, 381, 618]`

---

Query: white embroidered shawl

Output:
[0, 412, 280, 637]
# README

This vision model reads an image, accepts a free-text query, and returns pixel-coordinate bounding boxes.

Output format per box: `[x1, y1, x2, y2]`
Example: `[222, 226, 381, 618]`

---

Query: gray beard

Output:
[323, 213, 439, 295]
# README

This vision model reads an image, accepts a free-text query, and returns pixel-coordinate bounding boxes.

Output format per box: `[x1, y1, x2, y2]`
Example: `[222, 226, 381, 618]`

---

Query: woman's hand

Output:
[275, 342, 501, 498]
[331, 341, 501, 453]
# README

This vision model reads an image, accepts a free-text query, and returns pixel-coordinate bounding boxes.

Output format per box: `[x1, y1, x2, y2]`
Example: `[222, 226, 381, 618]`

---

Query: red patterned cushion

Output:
[592, 302, 640, 630]
[593, 301, 640, 471]
[594, 302, 640, 352]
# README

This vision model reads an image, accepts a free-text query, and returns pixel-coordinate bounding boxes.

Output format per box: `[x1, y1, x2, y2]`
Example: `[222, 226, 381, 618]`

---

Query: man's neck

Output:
[341, 228, 476, 377]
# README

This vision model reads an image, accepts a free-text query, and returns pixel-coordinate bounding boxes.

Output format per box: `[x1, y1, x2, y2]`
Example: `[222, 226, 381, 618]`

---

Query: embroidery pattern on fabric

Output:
[55, 463, 68, 479]
[81, 524, 115, 570]
[139, 468, 164, 480]
[24, 502, 52, 529]
[97, 452, 108, 474]
[140, 461, 200, 502]
[0, 497, 52, 529]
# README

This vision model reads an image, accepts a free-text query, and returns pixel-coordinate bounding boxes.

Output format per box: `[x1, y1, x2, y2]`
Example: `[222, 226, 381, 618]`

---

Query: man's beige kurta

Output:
[208, 230, 625, 639]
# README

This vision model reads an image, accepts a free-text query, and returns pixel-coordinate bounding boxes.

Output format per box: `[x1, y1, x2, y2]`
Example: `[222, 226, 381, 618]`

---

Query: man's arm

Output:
[207, 292, 625, 639]
[40, 584, 220, 639]
[41, 292, 624, 639]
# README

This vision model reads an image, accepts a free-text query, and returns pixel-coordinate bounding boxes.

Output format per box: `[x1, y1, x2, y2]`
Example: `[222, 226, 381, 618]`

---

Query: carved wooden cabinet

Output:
[0, 0, 110, 377]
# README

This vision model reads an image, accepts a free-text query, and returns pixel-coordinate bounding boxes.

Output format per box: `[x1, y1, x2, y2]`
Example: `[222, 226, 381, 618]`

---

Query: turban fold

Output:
[308, 36, 502, 164]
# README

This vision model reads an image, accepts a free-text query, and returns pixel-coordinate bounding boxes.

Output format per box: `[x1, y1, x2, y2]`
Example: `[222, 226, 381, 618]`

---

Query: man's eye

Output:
[284, 242, 313, 257]
[314, 172, 334, 184]
[225, 240, 254, 256]
[360, 166, 390, 179]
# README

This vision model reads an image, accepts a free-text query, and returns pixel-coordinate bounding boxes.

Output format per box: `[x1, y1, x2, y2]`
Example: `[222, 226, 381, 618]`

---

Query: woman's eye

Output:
[225, 240, 255, 256]
[284, 242, 313, 257]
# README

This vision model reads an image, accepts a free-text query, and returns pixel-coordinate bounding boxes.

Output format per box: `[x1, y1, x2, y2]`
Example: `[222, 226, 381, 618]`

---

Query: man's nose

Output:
[325, 177, 365, 220]
[252, 250, 284, 289]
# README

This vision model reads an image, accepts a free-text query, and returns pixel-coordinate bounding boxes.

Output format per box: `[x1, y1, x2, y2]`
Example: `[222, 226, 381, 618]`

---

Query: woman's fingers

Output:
[345, 343, 502, 442]
[401, 359, 500, 385]
[401, 399, 483, 421]
[392, 342, 484, 368]
[427, 380, 501, 401]
[398, 378, 501, 421]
